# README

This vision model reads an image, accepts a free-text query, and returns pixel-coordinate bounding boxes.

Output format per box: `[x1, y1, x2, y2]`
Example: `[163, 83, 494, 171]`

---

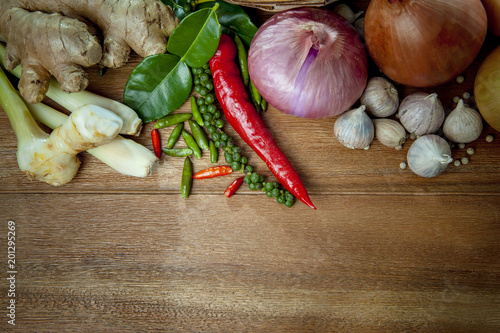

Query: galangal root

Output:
[0, 0, 179, 104]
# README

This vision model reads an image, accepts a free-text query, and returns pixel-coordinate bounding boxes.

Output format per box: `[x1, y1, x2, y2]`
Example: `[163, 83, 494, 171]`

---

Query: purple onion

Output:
[248, 7, 368, 119]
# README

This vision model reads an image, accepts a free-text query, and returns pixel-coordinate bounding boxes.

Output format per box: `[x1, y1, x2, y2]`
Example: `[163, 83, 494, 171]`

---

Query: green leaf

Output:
[123, 54, 192, 123]
[167, 5, 221, 68]
[124, 3, 224, 123]
[198, 1, 258, 46]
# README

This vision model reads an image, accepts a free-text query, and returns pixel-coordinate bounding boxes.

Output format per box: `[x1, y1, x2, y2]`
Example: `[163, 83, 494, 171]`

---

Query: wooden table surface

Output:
[1, 1, 500, 332]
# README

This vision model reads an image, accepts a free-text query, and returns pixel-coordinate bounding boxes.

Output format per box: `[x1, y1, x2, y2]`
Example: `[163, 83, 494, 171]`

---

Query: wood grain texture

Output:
[1, 1, 500, 332]
[1, 194, 500, 332]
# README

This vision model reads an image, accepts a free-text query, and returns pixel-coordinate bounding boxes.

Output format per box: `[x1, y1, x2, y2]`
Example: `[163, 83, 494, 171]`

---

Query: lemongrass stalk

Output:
[46, 78, 142, 135]
[0, 44, 142, 136]
[0, 64, 48, 158]
[0, 66, 124, 185]
[27, 102, 159, 177]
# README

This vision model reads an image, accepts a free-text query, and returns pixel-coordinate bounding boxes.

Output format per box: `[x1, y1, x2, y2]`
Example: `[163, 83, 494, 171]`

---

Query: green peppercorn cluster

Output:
[192, 65, 223, 131]
[244, 173, 295, 207]
[190, 63, 295, 207]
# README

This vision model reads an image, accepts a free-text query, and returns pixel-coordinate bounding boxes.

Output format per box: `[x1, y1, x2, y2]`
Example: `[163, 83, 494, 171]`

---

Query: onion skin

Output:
[474, 46, 500, 133]
[364, 0, 487, 88]
[248, 7, 367, 119]
[482, 0, 500, 36]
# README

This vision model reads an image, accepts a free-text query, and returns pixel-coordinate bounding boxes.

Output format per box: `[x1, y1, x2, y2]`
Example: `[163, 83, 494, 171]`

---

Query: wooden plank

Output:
[1, 193, 499, 332]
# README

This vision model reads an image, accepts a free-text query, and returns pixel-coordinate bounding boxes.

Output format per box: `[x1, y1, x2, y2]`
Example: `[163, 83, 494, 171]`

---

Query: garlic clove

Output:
[334, 4, 364, 24]
[360, 77, 399, 117]
[372, 118, 407, 149]
[354, 17, 365, 40]
[398, 92, 445, 136]
[443, 99, 483, 143]
[334, 105, 374, 149]
[407, 134, 453, 178]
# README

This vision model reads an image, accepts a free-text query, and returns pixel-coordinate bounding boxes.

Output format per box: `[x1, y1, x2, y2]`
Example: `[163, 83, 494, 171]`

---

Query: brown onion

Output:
[474, 46, 500, 132]
[364, 0, 487, 88]
[482, 0, 500, 36]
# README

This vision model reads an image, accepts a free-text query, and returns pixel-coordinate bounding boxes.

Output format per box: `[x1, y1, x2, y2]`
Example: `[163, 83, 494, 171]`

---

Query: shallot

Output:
[248, 7, 367, 119]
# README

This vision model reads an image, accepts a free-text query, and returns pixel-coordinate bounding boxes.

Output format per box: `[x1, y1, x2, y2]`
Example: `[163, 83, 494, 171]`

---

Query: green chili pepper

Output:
[191, 95, 204, 126]
[250, 80, 262, 106]
[161, 148, 193, 157]
[188, 119, 209, 150]
[166, 122, 184, 149]
[260, 98, 268, 112]
[154, 113, 193, 129]
[209, 140, 218, 163]
[181, 130, 202, 159]
[181, 157, 193, 199]
[234, 35, 249, 86]
[247, 78, 264, 114]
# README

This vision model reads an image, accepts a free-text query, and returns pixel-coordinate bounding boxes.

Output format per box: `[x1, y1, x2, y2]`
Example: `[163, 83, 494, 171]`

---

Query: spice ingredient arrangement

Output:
[0, 0, 499, 208]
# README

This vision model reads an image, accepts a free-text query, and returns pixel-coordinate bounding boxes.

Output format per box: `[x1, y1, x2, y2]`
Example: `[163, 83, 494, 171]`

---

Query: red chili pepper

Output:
[193, 165, 233, 179]
[151, 128, 162, 159]
[209, 34, 316, 209]
[224, 176, 245, 198]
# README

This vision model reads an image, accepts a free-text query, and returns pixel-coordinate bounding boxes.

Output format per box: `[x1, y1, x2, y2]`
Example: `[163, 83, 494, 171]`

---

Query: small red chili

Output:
[224, 176, 245, 198]
[151, 128, 162, 159]
[192, 165, 233, 179]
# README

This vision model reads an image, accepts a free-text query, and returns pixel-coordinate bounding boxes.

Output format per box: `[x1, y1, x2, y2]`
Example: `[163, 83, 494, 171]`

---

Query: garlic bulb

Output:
[334, 4, 364, 24]
[360, 77, 399, 117]
[372, 118, 407, 149]
[407, 135, 453, 178]
[334, 105, 374, 149]
[398, 92, 445, 136]
[443, 99, 483, 143]
[354, 17, 365, 40]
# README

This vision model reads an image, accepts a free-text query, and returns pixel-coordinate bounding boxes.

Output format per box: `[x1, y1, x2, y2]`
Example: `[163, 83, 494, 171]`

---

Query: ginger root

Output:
[0, 0, 179, 103]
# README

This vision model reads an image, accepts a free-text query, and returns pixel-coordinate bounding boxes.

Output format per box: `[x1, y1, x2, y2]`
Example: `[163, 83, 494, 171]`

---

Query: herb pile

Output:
[124, 0, 307, 208]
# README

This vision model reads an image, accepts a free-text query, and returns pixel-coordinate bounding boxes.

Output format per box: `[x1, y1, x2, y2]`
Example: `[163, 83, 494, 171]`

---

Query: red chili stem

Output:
[193, 165, 233, 179]
[209, 34, 316, 209]
[151, 128, 162, 159]
[224, 176, 245, 198]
